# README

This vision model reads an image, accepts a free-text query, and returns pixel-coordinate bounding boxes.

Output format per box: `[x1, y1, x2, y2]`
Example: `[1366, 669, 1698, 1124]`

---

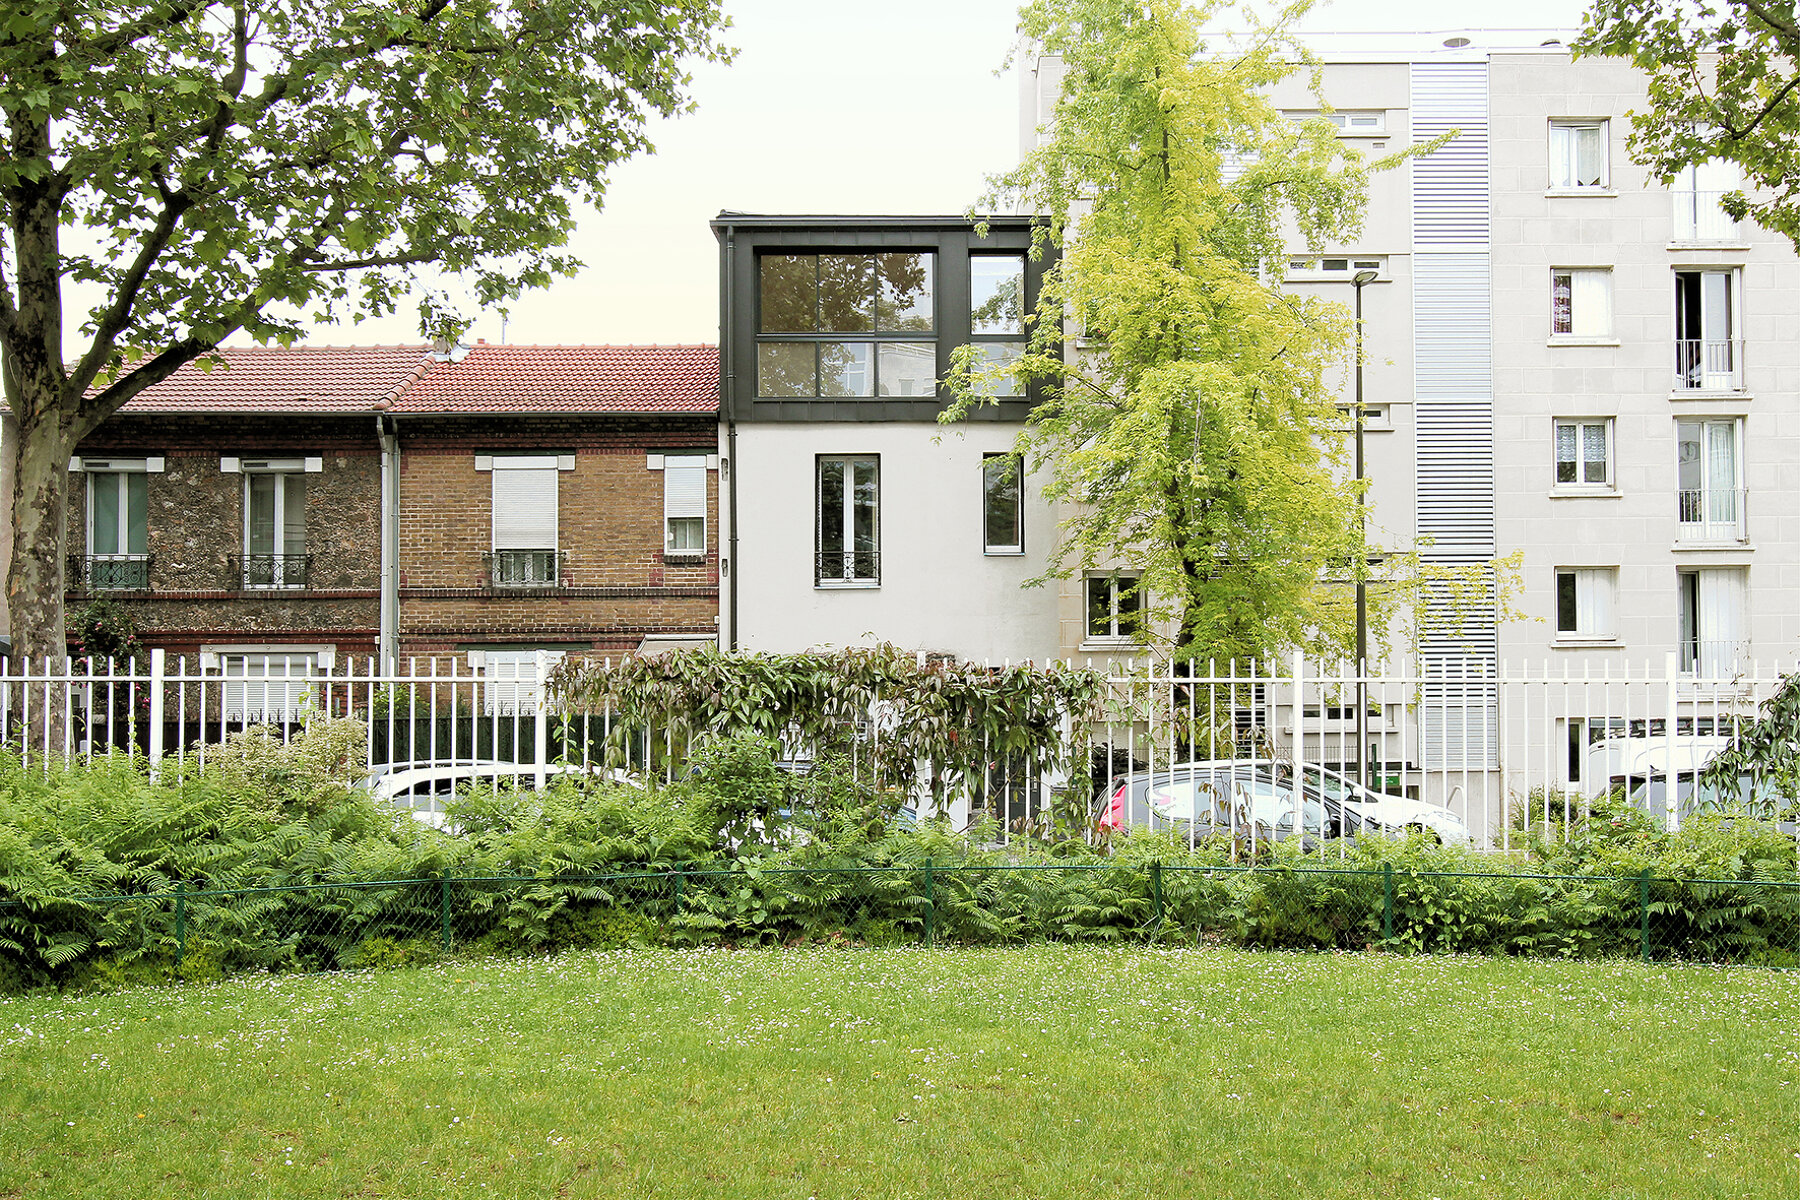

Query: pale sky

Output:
[224, 0, 1594, 351]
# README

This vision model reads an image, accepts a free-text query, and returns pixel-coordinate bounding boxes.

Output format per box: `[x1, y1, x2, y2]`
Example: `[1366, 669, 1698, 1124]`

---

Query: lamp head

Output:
[1352, 269, 1379, 286]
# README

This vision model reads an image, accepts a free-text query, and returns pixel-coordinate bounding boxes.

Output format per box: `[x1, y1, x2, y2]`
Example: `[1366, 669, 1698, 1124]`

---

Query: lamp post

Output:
[1351, 268, 1379, 793]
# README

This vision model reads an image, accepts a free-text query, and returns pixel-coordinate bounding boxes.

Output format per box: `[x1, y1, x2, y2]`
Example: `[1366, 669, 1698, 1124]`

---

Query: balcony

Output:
[815, 548, 880, 587]
[67, 554, 151, 591]
[231, 554, 311, 590]
[1673, 191, 1743, 242]
[1674, 338, 1742, 391]
[1681, 638, 1751, 678]
[1676, 488, 1747, 544]
[485, 549, 559, 587]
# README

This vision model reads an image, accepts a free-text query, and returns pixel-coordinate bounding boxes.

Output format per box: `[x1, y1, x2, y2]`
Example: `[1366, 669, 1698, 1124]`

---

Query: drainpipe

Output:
[377, 414, 400, 668]
[722, 224, 740, 651]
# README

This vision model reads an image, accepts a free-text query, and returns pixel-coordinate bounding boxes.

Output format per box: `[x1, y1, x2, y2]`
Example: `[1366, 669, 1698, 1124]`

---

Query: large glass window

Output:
[244, 472, 307, 588]
[1675, 269, 1740, 390]
[982, 453, 1024, 554]
[1085, 573, 1142, 642]
[758, 254, 934, 398]
[817, 455, 879, 585]
[87, 471, 149, 589]
[1676, 419, 1743, 541]
[969, 255, 1026, 397]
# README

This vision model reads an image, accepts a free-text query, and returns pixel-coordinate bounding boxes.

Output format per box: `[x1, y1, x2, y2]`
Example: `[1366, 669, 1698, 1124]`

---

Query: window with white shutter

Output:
[490, 456, 560, 585]
[663, 455, 708, 555]
[1555, 569, 1616, 640]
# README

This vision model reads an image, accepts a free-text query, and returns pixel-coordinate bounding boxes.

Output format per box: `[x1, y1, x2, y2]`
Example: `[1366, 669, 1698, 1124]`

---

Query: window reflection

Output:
[876, 343, 936, 397]
[972, 256, 1025, 335]
[757, 252, 936, 397]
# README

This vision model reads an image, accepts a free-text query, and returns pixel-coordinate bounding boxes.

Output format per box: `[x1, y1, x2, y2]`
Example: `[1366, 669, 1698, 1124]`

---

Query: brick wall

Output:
[67, 415, 380, 652]
[396, 414, 719, 648]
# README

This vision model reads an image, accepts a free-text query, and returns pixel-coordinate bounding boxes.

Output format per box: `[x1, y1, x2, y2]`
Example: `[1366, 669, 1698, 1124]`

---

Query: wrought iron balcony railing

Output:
[1675, 338, 1743, 391]
[231, 553, 312, 590]
[485, 549, 559, 587]
[1676, 488, 1747, 543]
[815, 548, 880, 586]
[67, 554, 151, 591]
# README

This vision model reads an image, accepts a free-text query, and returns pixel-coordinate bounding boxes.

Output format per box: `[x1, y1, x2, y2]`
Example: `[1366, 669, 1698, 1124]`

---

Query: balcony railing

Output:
[1677, 488, 1747, 543]
[231, 554, 311, 590]
[67, 553, 151, 591]
[816, 548, 880, 586]
[1681, 638, 1752, 678]
[1674, 338, 1742, 391]
[485, 549, 559, 587]
[1672, 190, 1743, 242]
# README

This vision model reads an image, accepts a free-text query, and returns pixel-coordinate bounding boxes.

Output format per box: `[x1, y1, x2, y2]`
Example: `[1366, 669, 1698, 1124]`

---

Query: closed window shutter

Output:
[664, 457, 706, 521]
[492, 460, 558, 550]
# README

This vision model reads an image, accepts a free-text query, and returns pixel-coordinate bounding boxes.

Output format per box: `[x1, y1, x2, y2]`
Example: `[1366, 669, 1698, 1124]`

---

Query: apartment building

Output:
[1017, 32, 1800, 812]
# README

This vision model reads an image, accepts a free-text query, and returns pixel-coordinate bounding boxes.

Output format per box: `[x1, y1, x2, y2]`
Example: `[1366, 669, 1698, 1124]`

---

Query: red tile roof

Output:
[384, 343, 717, 414]
[111, 342, 719, 415]
[117, 345, 434, 413]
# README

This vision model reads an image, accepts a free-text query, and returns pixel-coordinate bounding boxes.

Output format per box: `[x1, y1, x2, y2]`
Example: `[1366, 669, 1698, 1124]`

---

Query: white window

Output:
[477, 648, 567, 716]
[86, 470, 149, 589]
[216, 650, 326, 723]
[1551, 269, 1612, 337]
[817, 455, 879, 586]
[662, 454, 708, 555]
[1672, 158, 1743, 241]
[1553, 419, 1611, 489]
[982, 453, 1024, 554]
[1675, 270, 1740, 390]
[1679, 568, 1747, 675]
[1676, 419, 1744, 541]
[243, 468, 307, 589]
[1286, 256, 1387, 281]
[1085, 573, 1142, 644]
[1549, 120, 1608, 189]
[1286, 110, 1385, 135]
[489, 455, 561, 586]
[1555, 569, 1615, 640]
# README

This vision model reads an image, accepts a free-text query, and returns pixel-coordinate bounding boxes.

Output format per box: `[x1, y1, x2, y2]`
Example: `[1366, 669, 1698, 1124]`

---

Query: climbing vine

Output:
[547, 645, 1103, 800]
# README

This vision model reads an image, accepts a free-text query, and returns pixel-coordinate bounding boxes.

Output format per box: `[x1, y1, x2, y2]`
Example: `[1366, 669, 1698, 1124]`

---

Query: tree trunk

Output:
[6, 406, 74, 665]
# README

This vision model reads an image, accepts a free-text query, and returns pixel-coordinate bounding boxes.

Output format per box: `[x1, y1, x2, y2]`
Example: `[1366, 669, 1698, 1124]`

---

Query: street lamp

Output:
[1351, 268, 1379, 793]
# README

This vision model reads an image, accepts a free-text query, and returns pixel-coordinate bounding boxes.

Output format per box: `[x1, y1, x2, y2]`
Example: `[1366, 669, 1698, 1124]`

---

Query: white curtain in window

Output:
[492, 457, 559, 550]
[1697, 569, 1745, 674]
[1575, 569, 1613, 637]
[1705, 421, 1737, 524]
[1570, 270, 1611, 336]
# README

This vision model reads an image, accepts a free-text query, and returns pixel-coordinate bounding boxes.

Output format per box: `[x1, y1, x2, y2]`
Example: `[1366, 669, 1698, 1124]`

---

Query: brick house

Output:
[381, 342, 721, 675]
[63, 342, 719, 727]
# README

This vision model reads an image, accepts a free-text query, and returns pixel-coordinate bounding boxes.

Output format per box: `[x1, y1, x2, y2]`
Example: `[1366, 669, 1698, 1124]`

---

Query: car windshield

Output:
[1241, 780, 1323, 830]
[1145, 775, 1232, 822]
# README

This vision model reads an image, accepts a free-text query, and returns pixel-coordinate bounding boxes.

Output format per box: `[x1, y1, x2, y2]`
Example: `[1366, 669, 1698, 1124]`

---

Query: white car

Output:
[1288, 763, 1473, 845]
[366, 761, 640, 826]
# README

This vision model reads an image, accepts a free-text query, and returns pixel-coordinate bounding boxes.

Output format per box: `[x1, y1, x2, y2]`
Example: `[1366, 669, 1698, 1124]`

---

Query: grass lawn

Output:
[3, 946, 1798, 1199]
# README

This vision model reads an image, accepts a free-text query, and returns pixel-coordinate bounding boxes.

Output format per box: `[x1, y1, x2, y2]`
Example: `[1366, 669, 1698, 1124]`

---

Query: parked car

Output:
[1605, 740, 1798, 823]
[1095, 764, 1351, 841]
[1287, 762, 1473, 846]
[367, 761, 640, 826]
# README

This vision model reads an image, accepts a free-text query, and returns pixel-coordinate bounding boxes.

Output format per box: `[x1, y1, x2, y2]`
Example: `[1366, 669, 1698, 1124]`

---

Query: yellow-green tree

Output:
[946, 0, 1396, 665]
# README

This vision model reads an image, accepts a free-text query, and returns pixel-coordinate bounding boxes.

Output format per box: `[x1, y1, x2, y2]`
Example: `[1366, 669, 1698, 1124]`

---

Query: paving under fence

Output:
[5, 864, 1799, 990]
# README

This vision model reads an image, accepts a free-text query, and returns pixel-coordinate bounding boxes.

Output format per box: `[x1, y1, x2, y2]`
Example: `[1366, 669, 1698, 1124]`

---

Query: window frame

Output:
[981, 452, 1025, 556]
[1552, 418, 1614, 492]
[755, 252, 938, 399]
[1675, 416, 1745, 541]
[660, 453, 709, 558]
[1674, 267, 1742, 391]
[968, 253, 1029, 399]
[815, 454, 880, 588]
[205, 646, 335, 724]
[1550, 267, 1614, 339]
[1554, 567, 1617, 641]
[241, 466, 308, 590]
[1548, 119, 1609, 190]
[85, 468, 150, 590]
[487, 453, 563, 587]
[1084, 572, 1144, 646]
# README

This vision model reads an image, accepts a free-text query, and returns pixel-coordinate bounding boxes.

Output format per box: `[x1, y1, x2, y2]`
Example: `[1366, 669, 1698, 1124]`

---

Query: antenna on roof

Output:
[500, 314, 509, 345]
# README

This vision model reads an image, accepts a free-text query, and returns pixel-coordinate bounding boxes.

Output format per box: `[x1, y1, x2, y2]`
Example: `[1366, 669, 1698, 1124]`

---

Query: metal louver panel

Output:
[1410, 63, 1490, 250]
[1411, 61, 1497, 767]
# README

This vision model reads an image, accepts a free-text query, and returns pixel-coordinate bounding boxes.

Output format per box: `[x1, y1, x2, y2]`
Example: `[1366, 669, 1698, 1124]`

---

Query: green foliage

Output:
[196, 718, 371, 818]
[942, 0, 1428, 662]
[68, 599, 145, 665]
[1576, 0, 1800, 252]
[1697, 669, 1800, 819]
[548, 646, 1102, 805]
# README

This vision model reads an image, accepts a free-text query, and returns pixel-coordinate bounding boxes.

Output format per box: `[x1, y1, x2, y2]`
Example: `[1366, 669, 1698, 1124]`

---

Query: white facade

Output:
[730, 421, 1061, 662]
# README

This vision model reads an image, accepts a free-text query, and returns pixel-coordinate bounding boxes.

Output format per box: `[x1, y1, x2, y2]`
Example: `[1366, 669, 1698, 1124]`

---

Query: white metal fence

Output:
[2, 650, 1791, 848]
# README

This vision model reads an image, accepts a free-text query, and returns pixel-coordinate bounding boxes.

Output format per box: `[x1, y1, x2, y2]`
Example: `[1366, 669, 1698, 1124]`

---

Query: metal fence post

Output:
[1382, 862, 1394, 948]
[1639, 869, 1651, 963]
[1150, 860, 1165, 938]
[173, 880, 187, 975]
[672, 863, 684, 915]
[533, 650, 550, 791]
[440, 876, 453, 953]
[923, 857, 935, 948]
[147, 649, 165, 778]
